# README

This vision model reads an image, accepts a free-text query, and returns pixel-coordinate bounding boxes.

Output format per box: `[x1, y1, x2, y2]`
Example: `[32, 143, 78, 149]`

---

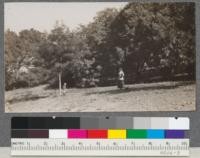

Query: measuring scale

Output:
[11, 117, 190, 156]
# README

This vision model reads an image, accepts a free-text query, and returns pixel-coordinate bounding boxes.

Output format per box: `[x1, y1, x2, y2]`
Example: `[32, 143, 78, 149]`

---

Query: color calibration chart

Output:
[11, 117, 190, 156]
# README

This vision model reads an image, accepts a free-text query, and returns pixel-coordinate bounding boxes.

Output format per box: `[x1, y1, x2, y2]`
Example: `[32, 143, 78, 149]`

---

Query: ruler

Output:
[11, 117, 190, 156]
[11, 138, 189, 156]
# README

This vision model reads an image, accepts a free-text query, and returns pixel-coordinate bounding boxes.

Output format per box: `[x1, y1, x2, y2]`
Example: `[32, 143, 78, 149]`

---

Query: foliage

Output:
[5, 29, 47, 90]
[5, 3, 195, 90]
[106, 3, 195, 82]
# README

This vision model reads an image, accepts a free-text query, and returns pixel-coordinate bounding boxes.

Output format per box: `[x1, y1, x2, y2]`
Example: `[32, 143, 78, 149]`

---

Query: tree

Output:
[106, 2, 195, 83]
[5, 30, 21, 89]
[5, 3, 195, 90]
[39, 22, 96, 89]
[84, 8, 120, 85]
[5, 29, 46, 90]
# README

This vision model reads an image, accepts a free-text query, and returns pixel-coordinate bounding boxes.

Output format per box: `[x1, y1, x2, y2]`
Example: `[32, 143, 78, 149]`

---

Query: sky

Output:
[5, 2, 128, 33]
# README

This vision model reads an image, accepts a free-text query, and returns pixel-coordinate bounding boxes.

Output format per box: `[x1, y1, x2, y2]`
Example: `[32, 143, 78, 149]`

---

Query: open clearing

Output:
[5, 81, 195, 112]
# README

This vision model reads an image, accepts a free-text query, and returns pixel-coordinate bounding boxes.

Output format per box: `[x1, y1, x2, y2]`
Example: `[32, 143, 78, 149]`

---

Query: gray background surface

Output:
[0, 0, 199, 147]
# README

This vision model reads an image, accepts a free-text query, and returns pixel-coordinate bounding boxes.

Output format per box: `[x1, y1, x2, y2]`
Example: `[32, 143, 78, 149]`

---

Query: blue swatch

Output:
[147, 130, 164, 138]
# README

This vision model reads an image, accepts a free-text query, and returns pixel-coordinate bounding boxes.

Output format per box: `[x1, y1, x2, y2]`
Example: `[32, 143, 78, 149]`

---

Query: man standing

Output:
[118, 68, 125, 89]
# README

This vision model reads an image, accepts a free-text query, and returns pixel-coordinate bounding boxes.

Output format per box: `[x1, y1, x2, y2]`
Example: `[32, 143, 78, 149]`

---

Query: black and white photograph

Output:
[5, 2, 196, 112]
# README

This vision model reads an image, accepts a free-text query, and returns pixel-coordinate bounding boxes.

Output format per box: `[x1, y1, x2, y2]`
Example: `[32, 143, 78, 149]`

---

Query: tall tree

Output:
[107, 2, 195, 82]
[5, 29, 46, 89]
[85, 8, 119, 85]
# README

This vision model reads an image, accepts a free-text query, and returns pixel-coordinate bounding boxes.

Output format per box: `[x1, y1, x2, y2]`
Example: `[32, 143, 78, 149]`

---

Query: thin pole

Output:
[59, 72, 62, 96]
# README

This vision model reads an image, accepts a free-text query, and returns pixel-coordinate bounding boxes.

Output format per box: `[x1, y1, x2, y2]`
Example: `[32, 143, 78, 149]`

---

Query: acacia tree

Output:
[162, 3, 195, 77]
[5, 29, 46, 90]
[107, 3, 195, 82]
[38, 23, 71, 93]
[5, 30, 21, 89]
[39, 22, 97, 90]
[84, 8, 119, 85]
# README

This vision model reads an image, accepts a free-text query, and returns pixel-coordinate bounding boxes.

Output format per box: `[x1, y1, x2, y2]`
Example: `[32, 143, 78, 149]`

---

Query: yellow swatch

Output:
[108, 129, 126, 139]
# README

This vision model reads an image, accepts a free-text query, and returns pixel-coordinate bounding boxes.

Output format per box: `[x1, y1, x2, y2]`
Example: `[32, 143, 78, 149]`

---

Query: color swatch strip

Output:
[12, 117, 189, 130]
[11, 129, 187, 139]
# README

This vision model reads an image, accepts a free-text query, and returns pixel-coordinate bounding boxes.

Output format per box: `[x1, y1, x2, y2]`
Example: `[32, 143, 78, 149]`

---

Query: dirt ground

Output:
[5, 81, 196, 112]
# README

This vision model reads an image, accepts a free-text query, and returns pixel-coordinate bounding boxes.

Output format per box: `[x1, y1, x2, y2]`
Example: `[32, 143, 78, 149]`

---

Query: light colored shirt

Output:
[118, 70, 124, 80]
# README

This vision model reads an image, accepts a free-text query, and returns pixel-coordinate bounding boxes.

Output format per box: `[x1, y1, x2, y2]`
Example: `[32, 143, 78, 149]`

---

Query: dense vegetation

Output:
[5, 3, 195, 90]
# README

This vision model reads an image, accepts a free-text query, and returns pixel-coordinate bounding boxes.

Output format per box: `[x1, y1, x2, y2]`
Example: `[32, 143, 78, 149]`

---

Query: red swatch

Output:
[87, 129, 107, 138]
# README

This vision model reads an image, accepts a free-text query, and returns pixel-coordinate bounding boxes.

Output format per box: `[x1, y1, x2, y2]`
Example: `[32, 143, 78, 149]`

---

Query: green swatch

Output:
[126, 129, 147, 138]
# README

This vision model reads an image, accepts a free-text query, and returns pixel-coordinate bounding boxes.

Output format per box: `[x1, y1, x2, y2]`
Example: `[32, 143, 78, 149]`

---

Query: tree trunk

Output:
[58, 72, 62, 96]
[135, 63, 141, 83]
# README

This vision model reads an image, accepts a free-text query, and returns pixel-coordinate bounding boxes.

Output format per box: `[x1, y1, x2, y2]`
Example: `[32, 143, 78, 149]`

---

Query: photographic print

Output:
[4, 2, 196, 112]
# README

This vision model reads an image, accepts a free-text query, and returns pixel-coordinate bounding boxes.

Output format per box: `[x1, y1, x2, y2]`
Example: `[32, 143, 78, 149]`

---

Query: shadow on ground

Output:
[6, 94, 48, 104]
[85, 81, 195, 95]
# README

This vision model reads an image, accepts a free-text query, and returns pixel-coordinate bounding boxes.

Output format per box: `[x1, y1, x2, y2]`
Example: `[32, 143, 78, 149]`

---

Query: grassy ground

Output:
[5, 81, 195, 112]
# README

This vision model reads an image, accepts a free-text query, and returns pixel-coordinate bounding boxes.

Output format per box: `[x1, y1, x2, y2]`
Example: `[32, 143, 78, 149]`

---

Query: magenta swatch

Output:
[68, 129, 87, 138]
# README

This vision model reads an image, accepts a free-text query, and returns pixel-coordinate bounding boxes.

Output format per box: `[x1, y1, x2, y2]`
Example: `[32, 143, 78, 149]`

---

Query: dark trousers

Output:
[118, 80, 124, 89]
